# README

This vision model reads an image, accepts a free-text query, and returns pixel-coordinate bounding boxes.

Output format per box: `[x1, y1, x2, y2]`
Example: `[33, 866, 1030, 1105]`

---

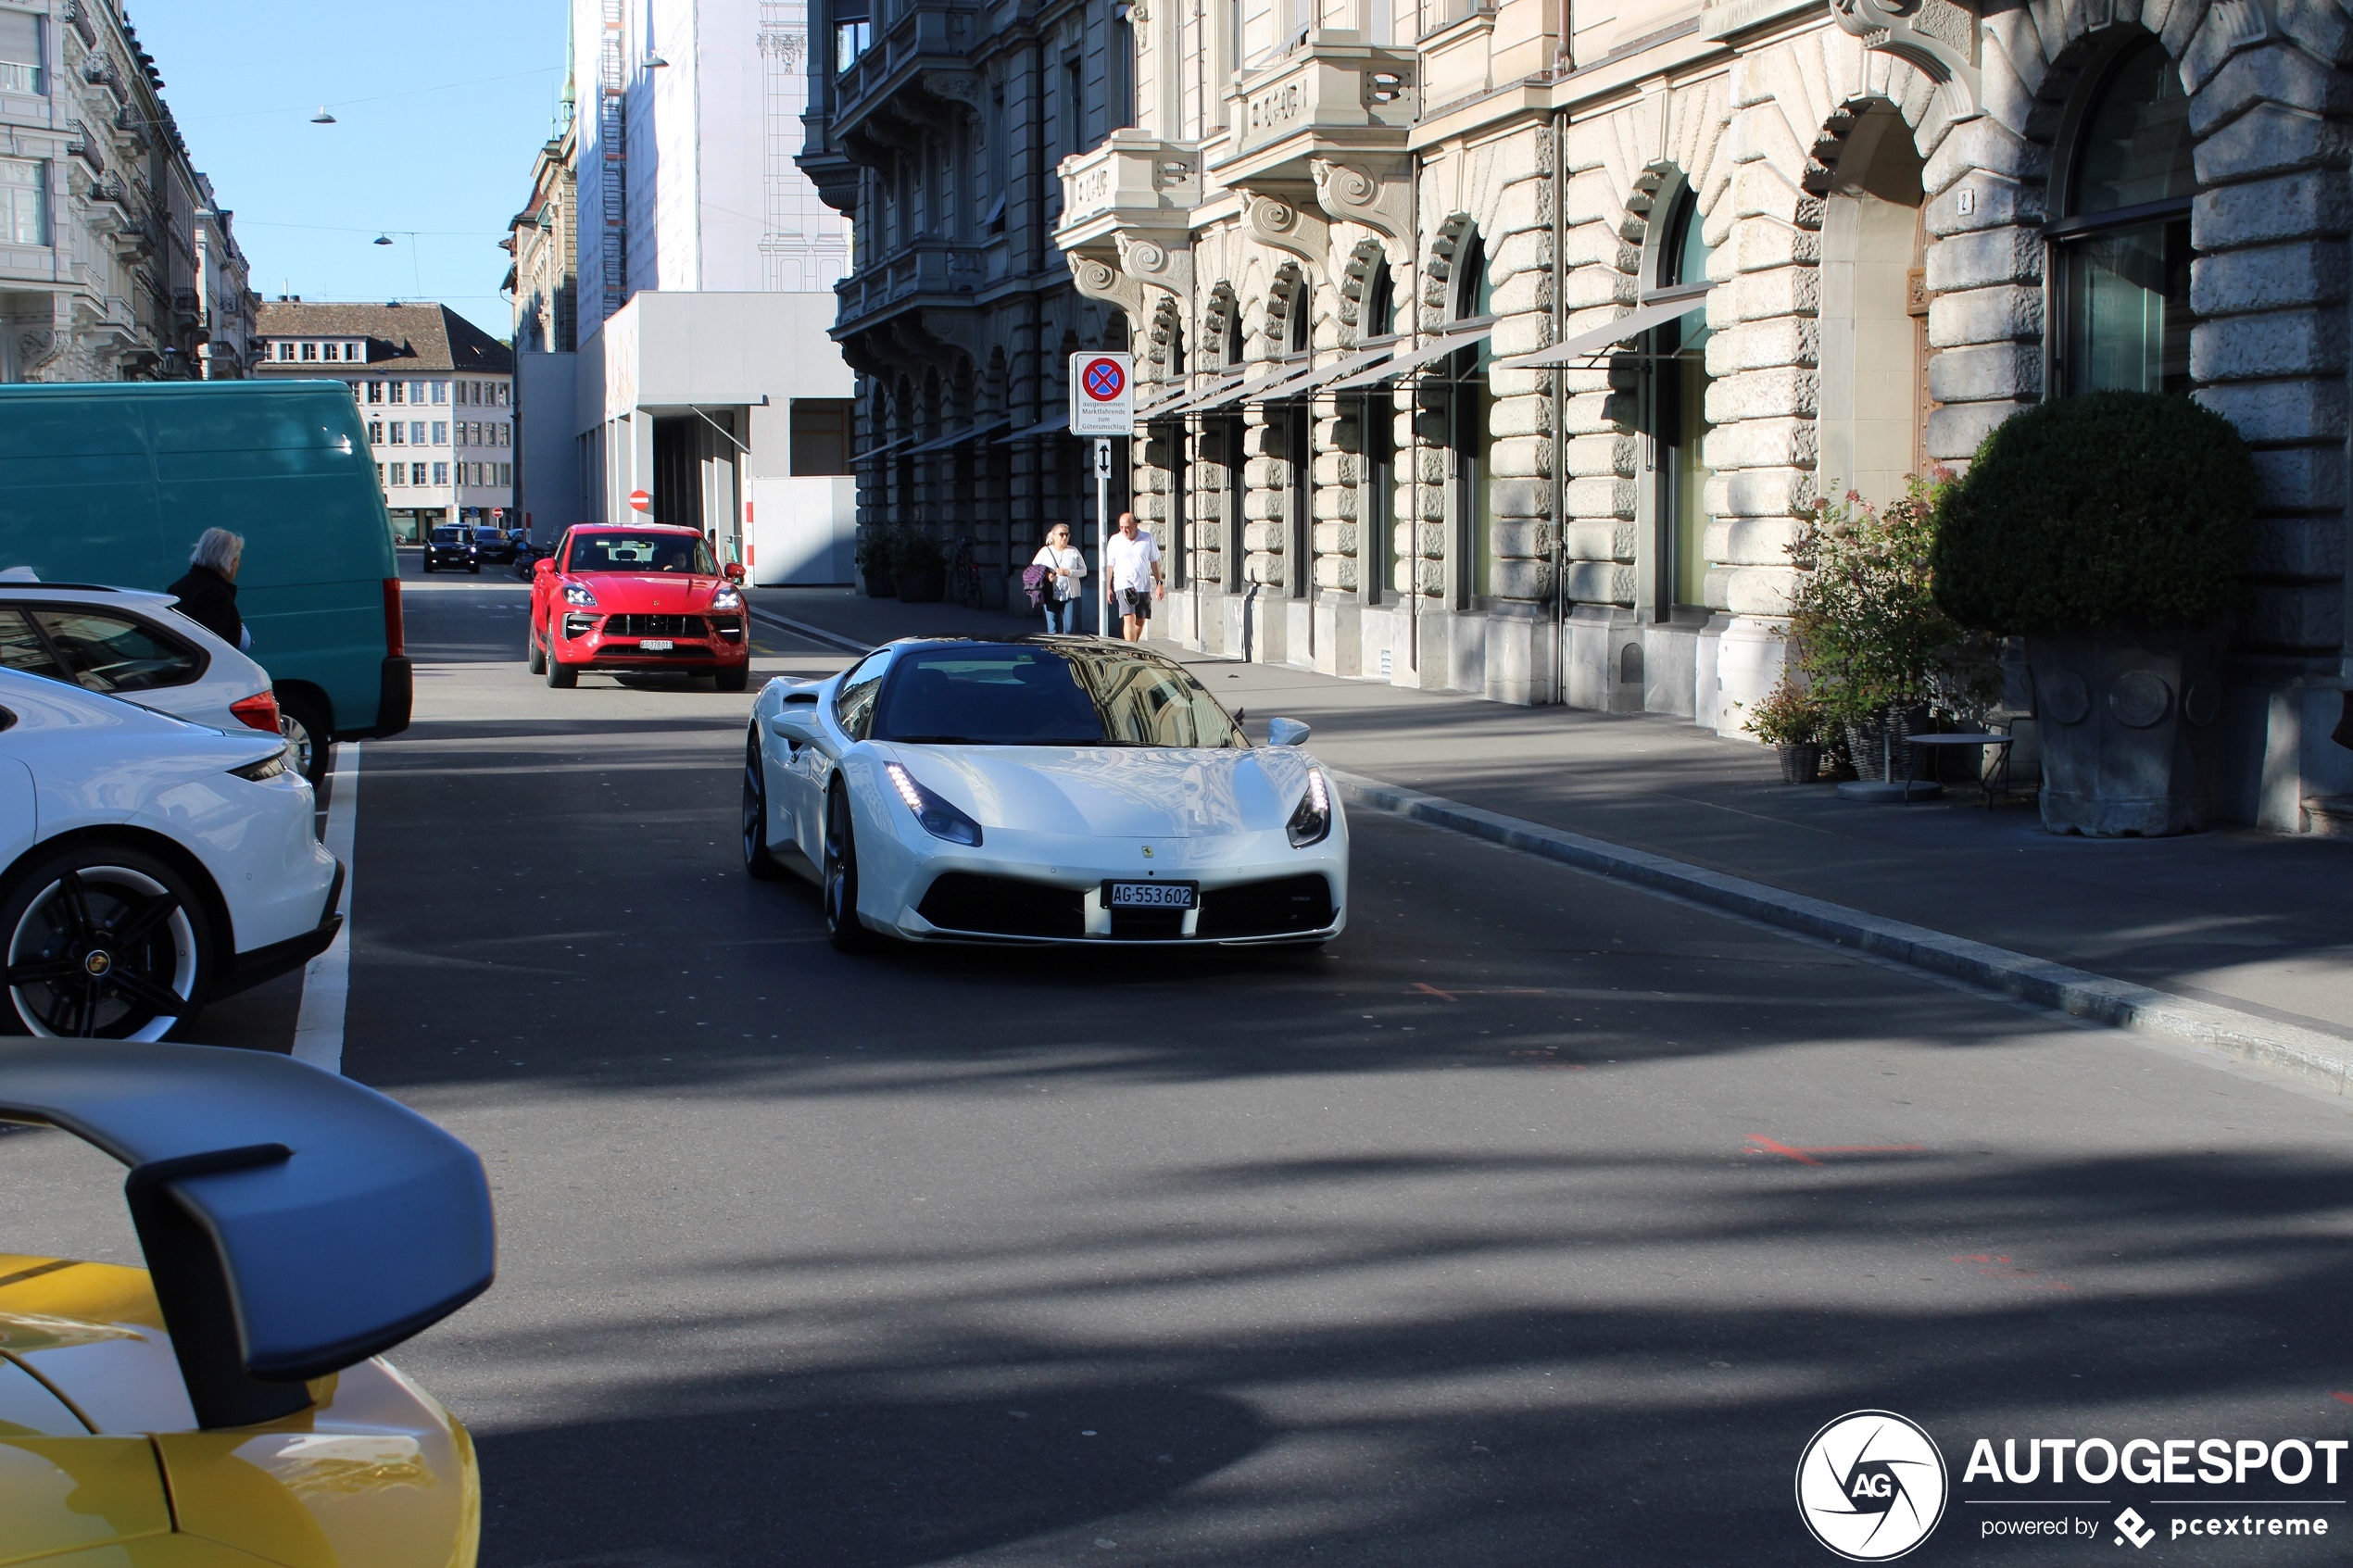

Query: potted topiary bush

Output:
[1931, 392, 2255, 835]
[857, 525, 899, 597]
[894, 530, 947, 603]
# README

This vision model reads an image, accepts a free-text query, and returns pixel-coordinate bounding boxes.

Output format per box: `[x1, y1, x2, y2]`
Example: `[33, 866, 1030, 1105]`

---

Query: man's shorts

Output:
[1115, 587, 1153, 621]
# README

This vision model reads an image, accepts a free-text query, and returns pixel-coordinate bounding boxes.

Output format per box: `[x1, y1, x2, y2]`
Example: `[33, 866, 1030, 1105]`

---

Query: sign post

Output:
[1070, 353, 1132, 635]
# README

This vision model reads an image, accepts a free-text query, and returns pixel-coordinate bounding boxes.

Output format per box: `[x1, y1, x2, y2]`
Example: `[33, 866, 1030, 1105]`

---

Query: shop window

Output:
[1449, 232, 1492, 607]
[2053, 36, 2195, 395]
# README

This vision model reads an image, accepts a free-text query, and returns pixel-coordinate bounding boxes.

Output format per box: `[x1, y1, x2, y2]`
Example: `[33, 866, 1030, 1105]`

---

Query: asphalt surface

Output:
[6, 552, 2353, 1565]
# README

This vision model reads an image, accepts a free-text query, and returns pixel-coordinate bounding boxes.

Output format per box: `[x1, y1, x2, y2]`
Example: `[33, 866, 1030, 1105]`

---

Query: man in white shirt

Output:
[1103, 511, 1163, 642]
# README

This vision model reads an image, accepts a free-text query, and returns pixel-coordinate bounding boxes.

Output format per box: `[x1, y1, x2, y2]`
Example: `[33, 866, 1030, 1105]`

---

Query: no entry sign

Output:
[1069, 351, 1133, 435]
[628, 489, 651, 513]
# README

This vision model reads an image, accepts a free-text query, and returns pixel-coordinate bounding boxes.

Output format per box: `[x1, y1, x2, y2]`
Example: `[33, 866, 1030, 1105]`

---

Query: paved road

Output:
[6, 562, 2353, 1565]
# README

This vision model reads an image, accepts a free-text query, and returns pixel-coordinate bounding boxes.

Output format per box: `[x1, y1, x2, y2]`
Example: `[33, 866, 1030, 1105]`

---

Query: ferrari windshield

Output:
[872, 644, 1246, 748]
[564, 532, 715, 574]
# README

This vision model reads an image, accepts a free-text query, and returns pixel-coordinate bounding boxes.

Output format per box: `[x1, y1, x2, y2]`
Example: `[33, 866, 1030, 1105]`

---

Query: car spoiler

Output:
[0, 1041, 495, 1429]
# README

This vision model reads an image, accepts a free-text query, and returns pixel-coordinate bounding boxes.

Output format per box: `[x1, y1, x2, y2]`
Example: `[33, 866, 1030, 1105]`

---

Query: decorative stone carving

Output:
[921, 71, 986, 112]
[1826, 0, 1981, 121]
[1310, 156, 1412, 244]
[1068, 252, 1144, 316]
[1245, 193, 1327, 269]
[1118, 232, 1194, 301]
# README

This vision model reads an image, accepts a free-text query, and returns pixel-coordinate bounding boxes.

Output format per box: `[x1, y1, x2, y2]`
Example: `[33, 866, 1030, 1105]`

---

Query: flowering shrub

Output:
[1783, 476, 1997, 729]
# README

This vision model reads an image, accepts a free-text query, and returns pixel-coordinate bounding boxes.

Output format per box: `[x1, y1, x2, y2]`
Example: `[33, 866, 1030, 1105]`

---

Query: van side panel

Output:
[0, 395, 166, 586]
[0, 383, 400, 741]
[144, 388, 396, 734]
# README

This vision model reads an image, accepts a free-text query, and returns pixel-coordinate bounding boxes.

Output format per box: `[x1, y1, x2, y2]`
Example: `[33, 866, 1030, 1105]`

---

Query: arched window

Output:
[1364, 260, 1395, 340]
[2053, 36, 2194, 395]
[1289, 275, 1313, 355]
[1225, 304, 1243, 366]
[1654, 186, 1716, 612]
[1169, 322, 1186, 377]
[1449, 232, 1492, 607]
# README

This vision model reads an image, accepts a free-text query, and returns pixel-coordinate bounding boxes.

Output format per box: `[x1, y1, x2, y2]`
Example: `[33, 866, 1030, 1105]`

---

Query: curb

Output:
[1331, 768, 2353, 1096]
[747, 607, 871, 655]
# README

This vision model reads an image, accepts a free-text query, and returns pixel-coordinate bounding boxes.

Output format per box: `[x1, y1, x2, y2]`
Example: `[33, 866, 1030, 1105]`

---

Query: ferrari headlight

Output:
[562, 582, 598, 607]
[884, 761, 983, 847]
[710, 584, 745, 611]
[1286, 767, 1331, 847]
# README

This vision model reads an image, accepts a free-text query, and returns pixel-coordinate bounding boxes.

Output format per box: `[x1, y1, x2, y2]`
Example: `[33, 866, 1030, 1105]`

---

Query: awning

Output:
[1327, 321, 1494, 392]
[1135, 383, 1193, 420]
[999, 410, 1071, 443]
[1157, 373, 1244, 417]
[905, 417, 1012, 456]
[1285, 343, 1398, 399]
[1495, 288, 1711, 370]
[850, 433, 914, 467]
[1193, 361, 1315, 413]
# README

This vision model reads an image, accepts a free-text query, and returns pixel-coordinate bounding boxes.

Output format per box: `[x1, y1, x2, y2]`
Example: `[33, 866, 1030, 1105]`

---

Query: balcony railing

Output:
[1216, 32, 1418, 177]
[1056, 132, 1201, 245]
[836, 236, 985, 332]
[830, 0, 983, 135]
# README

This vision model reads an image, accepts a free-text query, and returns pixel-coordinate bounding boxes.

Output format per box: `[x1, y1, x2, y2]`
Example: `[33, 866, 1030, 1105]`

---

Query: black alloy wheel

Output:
[526, 621, 546, 673]
[0, 847, 210, 1041]
[822, 784, 871, 951]
[275, 688, 333, 790]
[743, 734, 784, 881]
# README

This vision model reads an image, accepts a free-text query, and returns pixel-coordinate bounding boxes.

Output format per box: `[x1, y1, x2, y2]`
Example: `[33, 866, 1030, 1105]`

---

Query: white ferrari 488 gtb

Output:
[743, 637, 1346, 949]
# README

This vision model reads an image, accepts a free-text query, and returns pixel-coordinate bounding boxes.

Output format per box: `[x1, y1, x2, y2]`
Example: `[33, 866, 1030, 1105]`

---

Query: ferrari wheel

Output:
[822, 784, 872, 952]
[1, 847, 210, 1041]
[545, 622, 578, 688]
[526, 623, 546, 673]
[743, 734, 784, 881]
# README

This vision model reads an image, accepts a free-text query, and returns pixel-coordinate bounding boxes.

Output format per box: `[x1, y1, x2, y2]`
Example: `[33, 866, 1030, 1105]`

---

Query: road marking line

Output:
[292, 743, 360, 1075]
[1747, 1134, 1926, 1166]
[744, 606, 871, 654]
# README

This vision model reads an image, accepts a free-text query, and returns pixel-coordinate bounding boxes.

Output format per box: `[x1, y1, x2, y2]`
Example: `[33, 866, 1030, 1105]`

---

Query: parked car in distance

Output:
[0, 1038, 494, 1568]
[0, 580, 286, 747]
[472, 524, 518, 564]
[0, 666, 343, 1038]
[529, 524, 751, 691]
[423, 525, 481, 575]
[0, 381, 409, 782]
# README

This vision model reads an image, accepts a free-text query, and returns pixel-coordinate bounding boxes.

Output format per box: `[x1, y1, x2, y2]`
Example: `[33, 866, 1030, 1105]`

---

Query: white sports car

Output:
[742, 636, 1347, 948]
[0, 667, 343, 1039]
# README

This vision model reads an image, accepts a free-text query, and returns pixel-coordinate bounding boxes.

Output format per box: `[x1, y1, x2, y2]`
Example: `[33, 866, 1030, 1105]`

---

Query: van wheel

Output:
[275, 688, 333, 790]
[0, 846, 212, 1041]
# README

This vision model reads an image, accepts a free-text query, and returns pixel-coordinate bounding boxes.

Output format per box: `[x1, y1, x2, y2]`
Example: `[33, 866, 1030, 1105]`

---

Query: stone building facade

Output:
[0, 0, 256, 383]
[509, 109, 579, 357]
[798, 0, 1142, 608]
[1056, 0, 2353, 829]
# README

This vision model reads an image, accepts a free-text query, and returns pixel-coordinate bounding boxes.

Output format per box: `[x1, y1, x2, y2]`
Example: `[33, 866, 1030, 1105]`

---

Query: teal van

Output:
[0, 381, 409, 779]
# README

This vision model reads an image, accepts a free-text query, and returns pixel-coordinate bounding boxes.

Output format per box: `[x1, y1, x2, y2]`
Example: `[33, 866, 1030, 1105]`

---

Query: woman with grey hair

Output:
[167, 527, 245, 646]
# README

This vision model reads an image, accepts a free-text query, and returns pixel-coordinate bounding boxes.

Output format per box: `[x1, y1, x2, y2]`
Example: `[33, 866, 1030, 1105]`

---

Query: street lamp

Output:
[373, 234, 393, 245]
[310, 106, 337, 124]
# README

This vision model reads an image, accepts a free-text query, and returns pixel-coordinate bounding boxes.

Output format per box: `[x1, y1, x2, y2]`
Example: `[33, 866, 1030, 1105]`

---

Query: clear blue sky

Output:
[131, 0, 572, 341]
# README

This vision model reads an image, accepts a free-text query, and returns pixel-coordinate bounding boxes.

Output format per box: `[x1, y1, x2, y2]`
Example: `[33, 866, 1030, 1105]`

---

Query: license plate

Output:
[638, 639, 674, 651]
[1105, 880, 1196, 909]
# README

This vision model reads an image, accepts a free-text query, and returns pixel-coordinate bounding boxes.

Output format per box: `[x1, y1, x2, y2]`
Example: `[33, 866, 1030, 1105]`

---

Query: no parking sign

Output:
[1069, 352, 1133, 435]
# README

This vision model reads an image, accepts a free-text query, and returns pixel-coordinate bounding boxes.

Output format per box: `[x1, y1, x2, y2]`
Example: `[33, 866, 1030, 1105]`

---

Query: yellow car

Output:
[0, 1040, 496, 1568]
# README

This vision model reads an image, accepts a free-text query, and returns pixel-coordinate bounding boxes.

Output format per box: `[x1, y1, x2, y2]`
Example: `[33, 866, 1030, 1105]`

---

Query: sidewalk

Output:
[748, 585, 2353, 1050]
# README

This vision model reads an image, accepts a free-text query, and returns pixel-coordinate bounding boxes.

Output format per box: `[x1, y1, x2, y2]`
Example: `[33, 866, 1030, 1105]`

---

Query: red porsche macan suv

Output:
[530, 524, 752, 691]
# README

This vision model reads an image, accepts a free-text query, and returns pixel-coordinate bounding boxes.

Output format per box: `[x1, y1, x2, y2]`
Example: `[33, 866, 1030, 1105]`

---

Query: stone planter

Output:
[897, 567, 946, 604]
[2025, 630, 2229, 836]
[1777, 743, 1821, 784]
[860, 564, 897, 598]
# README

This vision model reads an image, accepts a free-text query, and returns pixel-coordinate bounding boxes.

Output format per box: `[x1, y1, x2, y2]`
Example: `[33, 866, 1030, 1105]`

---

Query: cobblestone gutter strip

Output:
[1333, 769, 2353, 1096]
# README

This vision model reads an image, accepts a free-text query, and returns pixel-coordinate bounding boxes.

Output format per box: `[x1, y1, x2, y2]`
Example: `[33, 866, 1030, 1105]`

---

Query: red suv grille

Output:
[604, 614, 706, 638]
